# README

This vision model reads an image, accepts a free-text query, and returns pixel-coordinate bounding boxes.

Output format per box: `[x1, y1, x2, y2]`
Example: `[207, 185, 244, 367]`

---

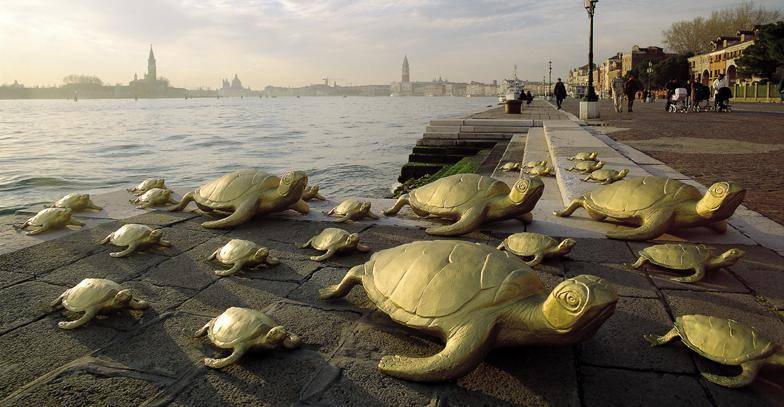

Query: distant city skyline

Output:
[1, 0, 781, 88]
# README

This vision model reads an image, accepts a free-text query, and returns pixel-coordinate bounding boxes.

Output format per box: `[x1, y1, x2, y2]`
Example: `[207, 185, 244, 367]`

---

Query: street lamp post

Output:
[646, 61, 653, 103]
[548, 60, 552, 100]
[584, 0, 598, 102]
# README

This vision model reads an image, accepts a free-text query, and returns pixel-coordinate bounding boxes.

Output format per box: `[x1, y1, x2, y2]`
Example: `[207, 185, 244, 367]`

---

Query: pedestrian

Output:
[526, 91, 533, 105]
[684, 78, 693, 109]
[611, 76, 624, 112]
[664, 79, 678, 111]
[712, 73, 728, 100]
[623, 74, 643, 112]
[553, 78, 567, 110]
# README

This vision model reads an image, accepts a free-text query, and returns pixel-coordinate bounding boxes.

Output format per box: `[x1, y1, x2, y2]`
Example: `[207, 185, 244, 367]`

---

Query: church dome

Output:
[231, 74, 243, 89]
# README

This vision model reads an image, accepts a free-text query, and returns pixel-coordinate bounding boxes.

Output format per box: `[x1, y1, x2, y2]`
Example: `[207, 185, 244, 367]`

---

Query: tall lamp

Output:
[584, 0, 598, 102]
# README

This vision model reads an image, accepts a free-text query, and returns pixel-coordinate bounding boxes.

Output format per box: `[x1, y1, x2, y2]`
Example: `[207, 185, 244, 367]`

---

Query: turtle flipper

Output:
[629, 256, 647, 269]
[68, 218, 85, 227]
[553, 198, 585, 217]
[215, 261, 245, 277]
[170, 191, 194, 212]
[425, 206, 486, 236]
[299, 238, 313, 249]
[606, 210, 673, 241]
[356, 243, 371, 253]
[526, 253, 544, 267]
[205, 344, 249, 369]
[320, 265, 363, 299]
[643, 327, 679, 346]
[50, 290, 68, 309]
[291, 199, 309, 214]
[110, 244, 138, 258]
[383, 195, 410, 216]
[367, 211, 381, 220]
[670, 266, 705, 283]
[99, 233, 113, 245]
[207, 248, 220, 261]
[202, 198, 258, 228]
[378, 321, 493, 381]
[58, 307, 97, 329]
[311, 249, 336, 262]
[194, 319, 214, 337]
[701, 360, 762, 388]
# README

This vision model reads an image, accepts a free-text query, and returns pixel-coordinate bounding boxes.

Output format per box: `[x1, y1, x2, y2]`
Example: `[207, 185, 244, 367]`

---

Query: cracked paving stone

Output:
[176, 277, 297, 317]
[265, 302, 359, 354]
[565, 261, 657, 298]
[5, 370, 160, 406]
[122, 280, 197, 313]
[701, 366, 784, 407]
[246, 253, 320, 283]
[727, 246, 784, 309]
[0, 280, 66, 333]
[157, 225, 216, 257]
[141, 237, 229, 291]
[578, 297, 695, 373]
[121, 210, 197, 226]
[0, 269, 31, 290]
[0, 317, 118, 399]
[286, 266, 376, 312]
[567, 238, 636, 264]
[360, 224, 496, 252]
[39, 250, 168, 286]
[580, 366, 712, 407]
[337, 315, 441, 361]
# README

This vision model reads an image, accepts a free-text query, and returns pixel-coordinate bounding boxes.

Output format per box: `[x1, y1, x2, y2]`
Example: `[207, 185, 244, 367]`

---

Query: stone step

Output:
[460, 125, 530, 133]
[425, 125, 462, 133]
[408, 153, 467, 164]
[416, 139, 497, 148]
[463, 119, 534, 127]
[399, 162, 445, 182]
[429, 119, 464, 126]
[422, 132, 459, 139]
[457, 133, 514, 141]
[412, 145, 485, 155]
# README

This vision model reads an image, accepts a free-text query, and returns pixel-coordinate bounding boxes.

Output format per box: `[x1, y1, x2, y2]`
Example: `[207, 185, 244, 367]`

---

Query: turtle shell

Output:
[196, 169, 277, 206]
[573, 161, 599, 171]
[218, 239, 259, 262]
[53, 193, 87, 209]
[111, 224, 154, 246]
[588, 169, 614, 180]
[208, 307, 276, 348]
[501, 162, 519, 171]
[311, 228, 351, 250]
[362, 240, 544, 328]
[30, 208, 71, 225]
[137, 188, 171, 203]
[586, 177, 702, 215]
[524, 160, 545, 168]
[62, 278, 122, 312]
[410, 174, 508, 211]
[675, 314, 775, 365]
[503, 233, 557, 256]
[334, 200, 364, 215]
[640, 243, 711, 270]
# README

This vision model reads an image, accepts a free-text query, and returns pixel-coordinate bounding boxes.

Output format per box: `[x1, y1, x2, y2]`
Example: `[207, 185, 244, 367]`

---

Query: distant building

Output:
[566, 63, 594, 98]
[219, 74, 250, 97]
[688, 29, 757, 85]
[128, 46, 185, 98]
[621, 45, 674, 76]
[390, 55, 495, 97]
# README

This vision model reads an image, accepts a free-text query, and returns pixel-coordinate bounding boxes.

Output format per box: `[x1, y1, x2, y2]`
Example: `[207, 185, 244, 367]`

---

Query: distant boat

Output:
[500, 65, 524, 103]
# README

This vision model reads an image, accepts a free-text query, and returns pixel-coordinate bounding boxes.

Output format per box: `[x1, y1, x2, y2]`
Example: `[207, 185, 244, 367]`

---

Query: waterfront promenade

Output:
[1, 100, 783, 406]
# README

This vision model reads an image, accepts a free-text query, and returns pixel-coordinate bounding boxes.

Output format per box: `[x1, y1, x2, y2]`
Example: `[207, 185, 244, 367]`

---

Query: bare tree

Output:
[663, 2, 782, 54]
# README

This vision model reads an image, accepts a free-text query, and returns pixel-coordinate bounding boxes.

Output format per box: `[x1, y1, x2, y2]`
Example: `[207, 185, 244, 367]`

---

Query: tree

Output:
[629, 55, 692, 89]
[663, 2, 782, 54]
[737, 22, 784, 80]
[62, 75, 103, 86]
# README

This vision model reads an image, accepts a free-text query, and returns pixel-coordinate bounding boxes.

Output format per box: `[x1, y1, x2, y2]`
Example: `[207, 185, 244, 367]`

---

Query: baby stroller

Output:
[714, 87, 733, 112]
[691, 83, 711, 112]
[668, 88, 689, 113]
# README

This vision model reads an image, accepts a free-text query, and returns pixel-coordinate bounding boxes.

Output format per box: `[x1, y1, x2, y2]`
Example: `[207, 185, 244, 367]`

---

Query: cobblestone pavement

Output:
[1, 210, 783, 406]
[562, 99, 784, 225]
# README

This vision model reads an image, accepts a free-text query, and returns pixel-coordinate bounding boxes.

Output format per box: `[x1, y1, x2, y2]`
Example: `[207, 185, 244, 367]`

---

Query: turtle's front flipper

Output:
[320, 265, 363, 299]
[526, 253, 544, 267]
[425, 206, 486, 236]
[670, 266, 705, 283]
[99, 233, 113, 245]
[311, 249, 336, 262]
[110, 244, 138, 258]
[58, 308, 97, 329]
[50, 290, 68, 309]
[299, 238, 313, 249]
[705, 220, 727, 234]
[291, 199, 309, 214]
[215, 261, 245, 277]
[378, 321, 493, 381]
[553, 198, 585, 218]
[334, 215, 352, 223]
[202, 198, 258, 228]
[606, 210, 673, 241]
[26, 225, 47, 236]
[643, 327, 679, 346]
[383, 195, 410, 216]
[170, 191, 194, 212]
[702, 360, 762, 388]
[629, 256, 647, 269]
[205, 344, 249, 369]
[194, 319, 214, 337]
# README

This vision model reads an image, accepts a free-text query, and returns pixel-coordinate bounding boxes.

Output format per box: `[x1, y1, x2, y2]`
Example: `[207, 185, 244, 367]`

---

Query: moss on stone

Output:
[392, 154, 483, 197]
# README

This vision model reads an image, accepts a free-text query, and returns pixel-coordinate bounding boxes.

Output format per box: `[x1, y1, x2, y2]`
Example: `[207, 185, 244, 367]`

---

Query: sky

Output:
[1, 0, 783, 89]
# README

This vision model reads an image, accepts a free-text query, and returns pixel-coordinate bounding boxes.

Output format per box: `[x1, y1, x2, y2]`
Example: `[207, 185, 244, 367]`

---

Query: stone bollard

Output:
[505, 100, 522, 114]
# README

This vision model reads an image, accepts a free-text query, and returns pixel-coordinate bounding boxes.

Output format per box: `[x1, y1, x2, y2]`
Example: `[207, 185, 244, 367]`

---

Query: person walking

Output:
[553, 78, 567, 110]
[526, 90, 533, 105]
[664, 79, 678, 111]
[624, 75, 643, 112]
[611, 76, 624, 112]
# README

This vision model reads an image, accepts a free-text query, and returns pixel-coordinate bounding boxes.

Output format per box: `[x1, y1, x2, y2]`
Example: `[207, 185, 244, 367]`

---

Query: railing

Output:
[733, 83, 782, 103]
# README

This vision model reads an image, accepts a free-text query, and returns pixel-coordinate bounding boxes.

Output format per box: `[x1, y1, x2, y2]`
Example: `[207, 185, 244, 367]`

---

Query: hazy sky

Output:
[1, 0, 782, 88]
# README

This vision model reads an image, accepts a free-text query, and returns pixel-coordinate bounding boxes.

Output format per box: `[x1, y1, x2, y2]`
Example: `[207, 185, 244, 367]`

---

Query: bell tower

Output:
[402, 55, 410, 83]
[147, 45, 157, 81]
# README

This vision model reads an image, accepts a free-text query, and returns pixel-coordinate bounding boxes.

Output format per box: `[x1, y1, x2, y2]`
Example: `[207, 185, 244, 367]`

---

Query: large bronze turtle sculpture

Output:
[384, 174, 545, 236]
[171, 169, 309, 228]
[50, 278, 149, 329]
[630, 243, 745, 283]
[320, 240, 618, 381]
[645, 314, 784, 388]
[194, 307, 301, 368]
[554, 177, 745, 241]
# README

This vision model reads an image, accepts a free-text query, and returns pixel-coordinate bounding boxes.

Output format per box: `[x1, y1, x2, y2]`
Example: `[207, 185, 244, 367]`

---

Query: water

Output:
[0, 96, 496, 214]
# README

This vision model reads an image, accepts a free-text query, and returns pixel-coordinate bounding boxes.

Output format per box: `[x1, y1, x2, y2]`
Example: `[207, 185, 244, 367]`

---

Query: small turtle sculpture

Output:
[326, 199, 380, 222]
[50, 278, 149, 329]
[582, 168, 629, 185]
[630, 243, 745, 283]
[18, 207, 84, 235]
[194, 307, 301, 368]
[554, 177, 745, 241]
[497, 232, 576, 266]
[500, 162, 521, 172]
[525, 165, 555, 177]
[384, 174, 544, 236]
[48, 193, 102, 212]
[568, 151, 598, 161]
[524, 160, 548, 169]
[171, 169, 309, 228]
[128, 178, 166, 196]
[645, 314, 784, 388]
[207, 239, 279, 276]
[321, 240, 618, 381]
[567, 160, 604, 174]
[300, 227, 371, 261]
[100, 224, 171, 257]
[130, 188, 177, 209]
[302, 185, 326, 201]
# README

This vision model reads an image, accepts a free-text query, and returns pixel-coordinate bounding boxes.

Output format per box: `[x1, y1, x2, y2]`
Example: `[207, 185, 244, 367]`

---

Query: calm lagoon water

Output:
[0, 96, 496, 214]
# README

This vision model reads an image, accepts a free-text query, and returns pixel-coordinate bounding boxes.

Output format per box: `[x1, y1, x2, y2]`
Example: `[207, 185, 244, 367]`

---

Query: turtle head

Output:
[696, 182, 745, 220]
[345, 233, 360, 247]
[588, 152, 598, 160]
[717, 248, 745, 266]
[253, 247, 270, 262]
[264, 326, 301, 349]
[359, 202, 372, 214]
[541, 275, 618, 343]
[508, 176, 544, 208]
[593, 161, 604, 170]
[616, 169, 629, 178]
[148, 229, 164, 243]
[113, 289, 133, 307]
[556, 238, 577, 255]
[278, 170, 308, 197]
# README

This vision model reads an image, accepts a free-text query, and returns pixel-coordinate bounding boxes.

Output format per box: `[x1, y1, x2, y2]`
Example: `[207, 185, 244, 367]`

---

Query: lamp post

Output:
[646, 61, 653, 103]
[583, 0, 598, 102]
[548, 60, 552, 100]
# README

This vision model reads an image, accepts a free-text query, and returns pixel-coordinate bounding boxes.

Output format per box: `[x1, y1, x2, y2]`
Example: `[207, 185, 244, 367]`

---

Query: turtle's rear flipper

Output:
[643, 328, 679, 346]
[701, 361, 762, 388]
[319, 265, 363, 299]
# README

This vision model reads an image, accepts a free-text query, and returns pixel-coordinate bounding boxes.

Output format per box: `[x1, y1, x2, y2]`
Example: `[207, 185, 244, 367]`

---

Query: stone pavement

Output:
[1, 102, 784, 406]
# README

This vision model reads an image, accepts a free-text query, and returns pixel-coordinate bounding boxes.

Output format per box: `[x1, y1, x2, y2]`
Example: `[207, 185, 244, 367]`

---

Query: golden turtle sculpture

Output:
[207, 239, 279, 276]
[630, 243, 745, 283]
[128, 178, 166, 196]
[194, 307, 301, 368]
[554, 177, 745, 241]
[568, 151, 598, 161]
[567, 160, 604, 173]
[582, 168, 629, 184]
[645, 314, 783, 388]
[302, 185, 326, 201]
[525, 165, 555, 177]
[326, 199, 380, 222]
[50, 278, 149, 329]
[320, 240, 618, 381]
[18, 207, 84, 235]
[500, 162, 521, 172]
[100, 224, 171, 257]
[130, 188, 177, 209]
[384, 174, 545, 236]
[171, 169, 309, 228]
[524, 160, 548, 169]
[300, 227, 371, 261]
[48, 193, 102, 212]
[497, 232, 576, 266]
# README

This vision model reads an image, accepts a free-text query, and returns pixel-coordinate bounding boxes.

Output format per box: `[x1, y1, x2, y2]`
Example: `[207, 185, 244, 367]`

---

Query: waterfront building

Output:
[598, 53, 623, 98]
[566, 63, 593, 98]
[621, 45, 673, 77]
[688, 29, 756, 85]
[128, 46, 185, 98]
[218, 74, 251, 97]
